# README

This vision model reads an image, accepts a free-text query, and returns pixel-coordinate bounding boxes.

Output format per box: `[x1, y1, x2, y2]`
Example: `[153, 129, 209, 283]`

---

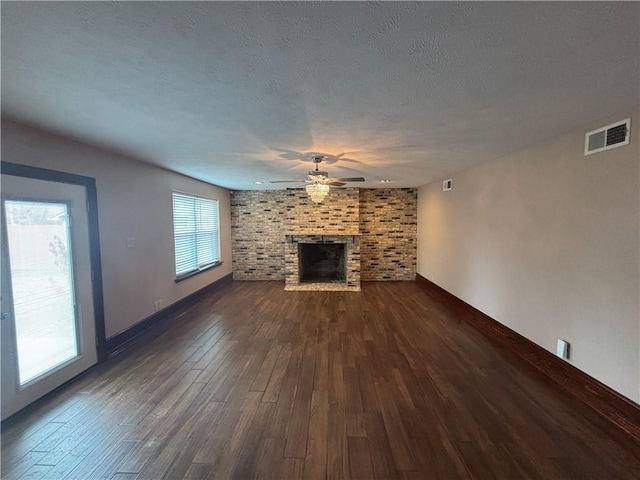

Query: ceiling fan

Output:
[270, 155, 365, 187]
[269, 155, 365, 203]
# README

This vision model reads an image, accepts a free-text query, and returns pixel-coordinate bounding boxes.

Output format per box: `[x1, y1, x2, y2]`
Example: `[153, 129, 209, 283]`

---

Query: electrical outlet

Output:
[556, 339, 570, 360]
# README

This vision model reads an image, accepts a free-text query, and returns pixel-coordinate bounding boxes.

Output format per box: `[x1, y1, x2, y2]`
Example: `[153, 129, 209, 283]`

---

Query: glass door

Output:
[1, 175, 97, 420]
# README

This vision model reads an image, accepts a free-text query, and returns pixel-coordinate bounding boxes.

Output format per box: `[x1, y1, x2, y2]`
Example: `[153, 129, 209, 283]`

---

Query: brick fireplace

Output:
[284, 234, 360, 291]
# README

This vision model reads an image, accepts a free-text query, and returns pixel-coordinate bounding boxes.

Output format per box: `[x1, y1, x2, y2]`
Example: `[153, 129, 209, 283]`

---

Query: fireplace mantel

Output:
[285, 232, 361, 237]
[285, 233, 361, 244]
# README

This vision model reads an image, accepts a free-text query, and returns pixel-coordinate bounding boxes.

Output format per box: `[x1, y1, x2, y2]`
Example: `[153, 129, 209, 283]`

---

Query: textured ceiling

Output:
[2, 1, 639, 189]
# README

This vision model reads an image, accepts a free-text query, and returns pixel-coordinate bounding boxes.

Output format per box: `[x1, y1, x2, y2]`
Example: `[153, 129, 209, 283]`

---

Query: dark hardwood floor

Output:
[2, 281, 639, 479]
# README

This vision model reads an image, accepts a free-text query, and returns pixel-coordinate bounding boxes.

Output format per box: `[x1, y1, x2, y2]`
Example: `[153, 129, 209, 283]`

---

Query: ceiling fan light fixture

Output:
[306, 183, 330, 203]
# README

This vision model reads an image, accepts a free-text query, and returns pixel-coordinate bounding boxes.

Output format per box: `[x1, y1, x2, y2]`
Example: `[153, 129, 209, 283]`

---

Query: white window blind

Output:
[172, 192, 220, 278]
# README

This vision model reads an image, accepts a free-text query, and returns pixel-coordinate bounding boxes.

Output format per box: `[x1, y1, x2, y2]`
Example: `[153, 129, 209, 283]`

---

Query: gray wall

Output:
[2, 120, 233, 338]
[417, 107, 640, 402]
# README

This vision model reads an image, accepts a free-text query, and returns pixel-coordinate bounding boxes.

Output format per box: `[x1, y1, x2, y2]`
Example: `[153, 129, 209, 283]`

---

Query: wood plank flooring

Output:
[2, 281, 640, 479]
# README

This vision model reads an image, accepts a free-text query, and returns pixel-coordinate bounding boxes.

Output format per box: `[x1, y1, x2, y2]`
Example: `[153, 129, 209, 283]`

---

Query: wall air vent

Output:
[584, 118, 631, 156]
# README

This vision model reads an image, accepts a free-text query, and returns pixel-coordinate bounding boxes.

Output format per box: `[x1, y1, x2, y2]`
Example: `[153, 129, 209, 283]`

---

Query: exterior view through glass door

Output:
[5, 199, 79, 384]
[1, 174, 97, 420]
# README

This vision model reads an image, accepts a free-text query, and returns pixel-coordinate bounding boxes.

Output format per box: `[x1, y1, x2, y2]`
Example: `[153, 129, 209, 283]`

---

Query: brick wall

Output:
[230, 191, 286, 280]
[285, 188, 359, 234]
[230, 188, 416, 281]
[359, 188, 417, 281]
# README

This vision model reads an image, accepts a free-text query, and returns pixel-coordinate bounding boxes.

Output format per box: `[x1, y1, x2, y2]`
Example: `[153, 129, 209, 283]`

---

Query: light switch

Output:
[126, 237, 135, 248]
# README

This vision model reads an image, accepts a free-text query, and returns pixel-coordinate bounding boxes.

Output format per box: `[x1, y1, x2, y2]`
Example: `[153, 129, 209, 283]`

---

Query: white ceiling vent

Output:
[584, 118, 631, 156]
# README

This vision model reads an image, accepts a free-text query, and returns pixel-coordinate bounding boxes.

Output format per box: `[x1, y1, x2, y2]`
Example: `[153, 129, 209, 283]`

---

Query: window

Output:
[172, 192, 220, 280]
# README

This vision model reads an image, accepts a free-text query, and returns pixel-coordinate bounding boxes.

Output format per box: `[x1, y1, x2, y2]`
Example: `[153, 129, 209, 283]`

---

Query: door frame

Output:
[1, 161, 107, 364]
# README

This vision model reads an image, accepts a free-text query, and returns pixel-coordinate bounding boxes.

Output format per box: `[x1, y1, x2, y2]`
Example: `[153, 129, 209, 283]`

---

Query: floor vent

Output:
[584, 118, 631, 155]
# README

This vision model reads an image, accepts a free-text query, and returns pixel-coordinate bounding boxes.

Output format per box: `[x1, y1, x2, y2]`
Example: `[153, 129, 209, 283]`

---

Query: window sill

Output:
[175, 261, 224, 283]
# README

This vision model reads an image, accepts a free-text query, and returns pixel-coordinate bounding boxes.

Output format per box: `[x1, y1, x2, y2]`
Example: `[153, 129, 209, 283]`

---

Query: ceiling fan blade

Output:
[328, 181, 346, 187]
[334, 177, 365, 182]
[269, 179, 306, 183]
[271, 148, 308, 161]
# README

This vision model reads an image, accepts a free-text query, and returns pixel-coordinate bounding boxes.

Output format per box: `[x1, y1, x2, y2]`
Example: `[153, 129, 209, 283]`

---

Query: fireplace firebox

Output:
[298, 243, 346, 283]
